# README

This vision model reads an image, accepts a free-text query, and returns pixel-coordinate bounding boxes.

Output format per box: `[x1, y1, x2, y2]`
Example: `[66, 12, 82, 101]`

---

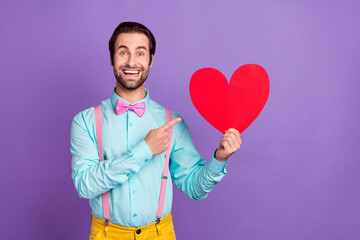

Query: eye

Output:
[137, 52, 145, 56]
[119, 51, 127, 56]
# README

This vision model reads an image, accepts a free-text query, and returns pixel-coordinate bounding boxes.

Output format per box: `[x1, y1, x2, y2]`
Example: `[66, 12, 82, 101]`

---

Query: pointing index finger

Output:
[159, 117, 182, 131]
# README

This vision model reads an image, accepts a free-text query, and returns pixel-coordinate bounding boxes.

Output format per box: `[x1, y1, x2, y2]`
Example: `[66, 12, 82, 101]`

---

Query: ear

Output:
[149, 54, 154, 68]
[110, 56, 113, 67]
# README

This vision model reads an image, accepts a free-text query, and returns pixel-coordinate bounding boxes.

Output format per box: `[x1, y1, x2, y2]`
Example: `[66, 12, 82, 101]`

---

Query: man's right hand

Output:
[144, 117, 182, 155]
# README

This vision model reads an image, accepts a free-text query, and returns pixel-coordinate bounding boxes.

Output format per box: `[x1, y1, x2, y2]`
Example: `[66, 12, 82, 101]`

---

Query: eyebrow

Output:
[117, 45, 148, 51]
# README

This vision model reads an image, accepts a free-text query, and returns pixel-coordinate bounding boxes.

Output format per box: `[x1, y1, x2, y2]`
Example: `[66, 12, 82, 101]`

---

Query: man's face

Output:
[112, 32, 153, 90]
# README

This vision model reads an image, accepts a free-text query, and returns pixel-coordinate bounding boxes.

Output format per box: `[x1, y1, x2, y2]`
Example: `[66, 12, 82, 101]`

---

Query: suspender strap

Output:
[94, 104, 111, 221]
[156, 108, 173, 223]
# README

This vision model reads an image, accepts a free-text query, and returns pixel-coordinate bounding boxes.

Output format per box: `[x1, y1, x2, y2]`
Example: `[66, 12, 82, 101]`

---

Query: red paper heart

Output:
[189, 64, 270, 133]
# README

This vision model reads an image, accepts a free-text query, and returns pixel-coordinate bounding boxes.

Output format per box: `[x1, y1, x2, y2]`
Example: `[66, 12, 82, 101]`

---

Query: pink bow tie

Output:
[115, 99, 146, 117]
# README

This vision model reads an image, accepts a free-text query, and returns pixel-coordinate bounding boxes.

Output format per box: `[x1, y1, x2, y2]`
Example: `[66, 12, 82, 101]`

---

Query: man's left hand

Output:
[215, 128, 242, 162]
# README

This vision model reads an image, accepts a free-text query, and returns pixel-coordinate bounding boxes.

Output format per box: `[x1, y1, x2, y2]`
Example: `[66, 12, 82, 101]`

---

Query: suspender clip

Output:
[156, 217, 161, 225]
[105, 219, 109, 226]
[161, 176, 167, 179]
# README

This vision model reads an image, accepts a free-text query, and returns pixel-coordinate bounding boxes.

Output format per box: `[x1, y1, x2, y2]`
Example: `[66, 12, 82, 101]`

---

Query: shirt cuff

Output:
[207, 149, 228, 174]
[131, 139, 153, 165]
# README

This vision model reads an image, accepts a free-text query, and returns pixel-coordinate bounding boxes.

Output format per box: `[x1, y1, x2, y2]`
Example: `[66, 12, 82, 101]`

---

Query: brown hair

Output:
[109, 22, 156, 66]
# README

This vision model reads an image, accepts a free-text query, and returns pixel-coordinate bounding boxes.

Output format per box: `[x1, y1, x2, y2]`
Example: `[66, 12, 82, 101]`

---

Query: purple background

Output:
[1, 0, 359, 239]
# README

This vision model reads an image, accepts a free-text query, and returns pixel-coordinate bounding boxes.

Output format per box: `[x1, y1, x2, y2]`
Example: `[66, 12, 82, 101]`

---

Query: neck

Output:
[115, 83, 146, 104]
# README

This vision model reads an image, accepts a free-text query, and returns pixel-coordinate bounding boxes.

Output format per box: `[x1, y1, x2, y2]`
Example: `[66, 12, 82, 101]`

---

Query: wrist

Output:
[132, 140, 153, 164]
[214, 149, 227, 162]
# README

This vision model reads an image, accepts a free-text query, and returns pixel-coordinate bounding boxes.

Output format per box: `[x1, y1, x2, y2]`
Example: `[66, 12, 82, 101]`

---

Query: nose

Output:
[126, 53, 136, 67]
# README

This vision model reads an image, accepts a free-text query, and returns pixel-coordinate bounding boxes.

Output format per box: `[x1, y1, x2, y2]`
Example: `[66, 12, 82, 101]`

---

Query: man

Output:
[71, 22, 241, 239]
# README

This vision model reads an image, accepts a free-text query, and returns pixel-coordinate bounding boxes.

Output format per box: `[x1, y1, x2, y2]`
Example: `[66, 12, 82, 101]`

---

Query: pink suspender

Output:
[94, 105, 111, 224]
[156, 108, 173, 224]
[94, 104, 173, 226]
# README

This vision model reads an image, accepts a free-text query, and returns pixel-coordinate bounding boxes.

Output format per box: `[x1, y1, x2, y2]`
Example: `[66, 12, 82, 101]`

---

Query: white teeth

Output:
[124, 70, 139, 74]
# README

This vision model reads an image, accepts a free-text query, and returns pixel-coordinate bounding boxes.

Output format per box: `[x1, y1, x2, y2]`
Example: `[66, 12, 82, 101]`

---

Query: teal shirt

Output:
[70, 88, 228, 227]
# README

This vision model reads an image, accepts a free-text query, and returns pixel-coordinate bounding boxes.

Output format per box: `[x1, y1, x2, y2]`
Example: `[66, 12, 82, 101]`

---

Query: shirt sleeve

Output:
[169, 112, 228, 201]
[70, 109, 153, 199]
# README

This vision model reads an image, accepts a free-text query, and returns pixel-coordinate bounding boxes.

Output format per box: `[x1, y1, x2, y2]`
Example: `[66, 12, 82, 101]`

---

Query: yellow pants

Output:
[89, 212, 176, 240]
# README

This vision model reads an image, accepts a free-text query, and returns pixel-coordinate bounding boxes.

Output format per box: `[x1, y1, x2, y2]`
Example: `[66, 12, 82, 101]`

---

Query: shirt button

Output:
[144, 159, 148, 163]
[129, 123, 133, 127]
[126, 173, 130, 177]
[132, 190, 136, 194]
[136, 229, 141, 234]
[133, 214, 137, 217]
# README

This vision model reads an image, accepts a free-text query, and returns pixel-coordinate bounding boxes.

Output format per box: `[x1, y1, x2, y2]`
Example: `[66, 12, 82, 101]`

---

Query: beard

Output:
[114, 64, 149, 90]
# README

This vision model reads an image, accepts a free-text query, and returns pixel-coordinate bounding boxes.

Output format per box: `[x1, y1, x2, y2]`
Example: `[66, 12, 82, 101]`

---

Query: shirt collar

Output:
[110, 87, 150, 114]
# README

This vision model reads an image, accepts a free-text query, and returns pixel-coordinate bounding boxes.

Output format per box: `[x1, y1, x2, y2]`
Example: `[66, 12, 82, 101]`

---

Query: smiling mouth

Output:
[122, 69, 141, 76]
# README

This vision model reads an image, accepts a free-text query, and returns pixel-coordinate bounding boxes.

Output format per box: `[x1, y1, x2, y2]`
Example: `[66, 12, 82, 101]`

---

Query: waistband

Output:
[90, 211, 173, 231]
